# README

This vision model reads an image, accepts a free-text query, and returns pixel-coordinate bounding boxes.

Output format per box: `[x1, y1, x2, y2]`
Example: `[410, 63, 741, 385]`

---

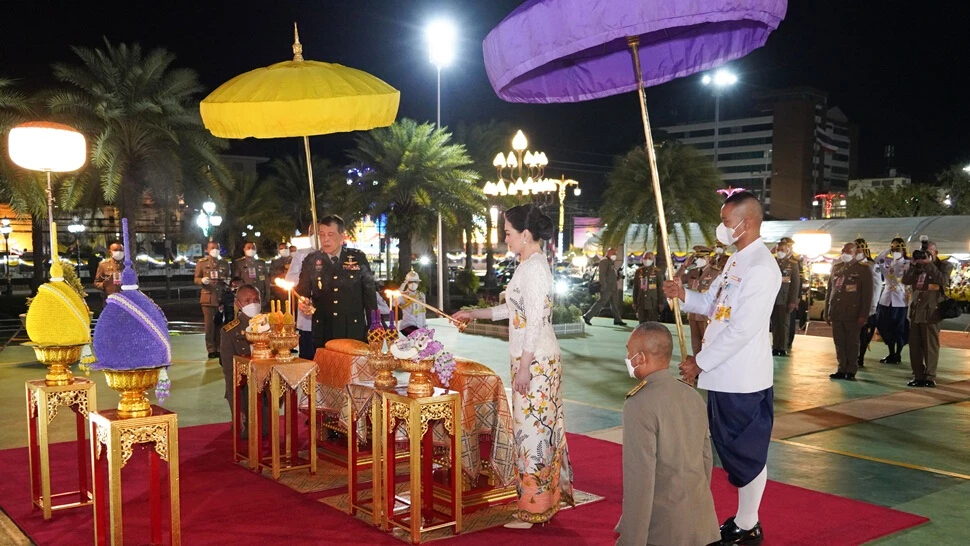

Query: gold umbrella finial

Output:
[292, 22, 304, 61]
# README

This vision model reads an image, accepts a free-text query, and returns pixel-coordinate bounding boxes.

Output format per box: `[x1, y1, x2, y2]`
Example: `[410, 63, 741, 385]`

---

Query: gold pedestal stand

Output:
[398, 359, 434, 398]
[90, 406, 180, 546]
[27, 343, 83, 387]
[270, 332, 300, 362]
[102, 368, 160, 419]
[25, 378, 97, 520]
[245, 330, 274, 360]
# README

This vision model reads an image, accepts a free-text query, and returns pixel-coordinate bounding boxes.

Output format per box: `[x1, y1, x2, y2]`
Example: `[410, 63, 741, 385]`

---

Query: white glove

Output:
[201, 277, 211, 285]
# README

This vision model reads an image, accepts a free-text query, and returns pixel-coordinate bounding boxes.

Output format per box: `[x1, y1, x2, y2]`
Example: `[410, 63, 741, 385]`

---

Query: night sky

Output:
[3, 0, 968, 204]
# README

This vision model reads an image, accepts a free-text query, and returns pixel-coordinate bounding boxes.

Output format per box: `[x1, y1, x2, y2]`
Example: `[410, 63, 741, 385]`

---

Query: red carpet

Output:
[0, 424, 927, 545]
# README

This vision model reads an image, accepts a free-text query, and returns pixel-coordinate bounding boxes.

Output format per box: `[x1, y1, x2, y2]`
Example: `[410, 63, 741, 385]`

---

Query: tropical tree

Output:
[214, 171, 291, 257]
[264, 154, 367, 235]
[46, 39, 232, 246]
[846, 184, 944, 218]
[349, 118, 482, 277]
[452, 120, 514, 290]
[599, 141, 722, 261]
[935, 163, 970, 215]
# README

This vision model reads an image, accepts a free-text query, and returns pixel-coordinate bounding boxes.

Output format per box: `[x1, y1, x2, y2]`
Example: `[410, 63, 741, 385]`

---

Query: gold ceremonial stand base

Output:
[90, 406, 180, 546]
[25, 378, 97, 520]
[379, 387, 462, 544]
[103, 368, 160, 419]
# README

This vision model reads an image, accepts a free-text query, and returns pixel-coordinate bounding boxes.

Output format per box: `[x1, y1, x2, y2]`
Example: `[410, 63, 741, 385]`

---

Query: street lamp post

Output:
[1, 218, 12, 296]
[701, 69, 738, 171]
[67, 216, 85, 269]
[195, 200, 223, 241]
[427, 18, 456, 311]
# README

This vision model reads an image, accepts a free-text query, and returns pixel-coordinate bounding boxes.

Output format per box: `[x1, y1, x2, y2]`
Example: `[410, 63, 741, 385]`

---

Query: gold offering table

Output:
[25, 378, 97, 520]
[233, 355, 318, 479]
[90, 406, 180, 546]
[379, 387, 461, 544]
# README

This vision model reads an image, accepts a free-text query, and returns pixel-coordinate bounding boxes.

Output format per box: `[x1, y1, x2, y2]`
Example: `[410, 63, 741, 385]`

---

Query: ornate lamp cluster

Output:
[483, 130, 555, 197]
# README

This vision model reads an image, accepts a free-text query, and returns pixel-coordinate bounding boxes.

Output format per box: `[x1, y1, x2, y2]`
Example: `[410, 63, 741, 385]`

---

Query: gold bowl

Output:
[369, 352, 398, 390]
[26, 343, 82, 386]
[269, 332, 300, 362]
[103, 368, 161, 418]
[396, 358, 434, 398]
[245, 329, 274, 360]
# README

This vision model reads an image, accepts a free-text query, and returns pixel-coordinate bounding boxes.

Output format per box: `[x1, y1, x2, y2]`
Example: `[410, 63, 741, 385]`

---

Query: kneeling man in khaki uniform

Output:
[615, 322, 720, 546]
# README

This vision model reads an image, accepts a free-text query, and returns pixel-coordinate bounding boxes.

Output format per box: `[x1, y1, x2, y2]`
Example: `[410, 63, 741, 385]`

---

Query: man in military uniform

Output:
[875, 238, 910, 363]
[194, 241, 231, 358]
[855, 238, 883, 368]
[219, 284, 258, 414]
[826, 242, 873, 380]
[234, 242, 270, 310]
[902, 240, 952, 388]
[295, 215, 378, 348]
[675, 245, 720, 356]
[632, 252, 664, 323]
[269, 242, 292, 303]
[770, 240, 800, 356]
[93, 240, 125, 297]
[583, 248, 626, 326]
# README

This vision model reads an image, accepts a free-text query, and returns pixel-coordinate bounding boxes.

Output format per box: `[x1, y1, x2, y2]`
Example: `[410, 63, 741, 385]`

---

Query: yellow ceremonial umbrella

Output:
[200, 24, 400, 236]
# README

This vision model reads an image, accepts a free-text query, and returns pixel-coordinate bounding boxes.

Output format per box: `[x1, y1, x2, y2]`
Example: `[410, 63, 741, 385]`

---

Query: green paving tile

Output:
[791, 403, 970, 478]
[563, 401, 622, 434]
[869, 480, 970, 545]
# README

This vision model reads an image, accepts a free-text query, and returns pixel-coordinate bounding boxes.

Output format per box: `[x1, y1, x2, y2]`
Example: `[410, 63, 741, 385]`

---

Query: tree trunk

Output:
[30, 215, 45, 293]
[484, 212, 496, 291]
[463, 226, 473, 270]
[397, 228, 412, 282]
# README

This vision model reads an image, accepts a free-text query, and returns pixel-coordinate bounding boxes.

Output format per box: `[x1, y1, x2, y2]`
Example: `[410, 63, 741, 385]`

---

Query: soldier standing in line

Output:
[854, 238, 883, 368]
[295, 215, 378, 348]
[93, 240, 125, 297]
[770, 240, 800, 356]
[233, 241, 270, 310]
[675, 245, 720, 356]
[875, 238, 910, 364]
[194, 241, 231, 359]
[632, 252, 664, 324]
[902, 240, 953, 388]
[778, 237, 801, 351]
[826, 242, 873, 381]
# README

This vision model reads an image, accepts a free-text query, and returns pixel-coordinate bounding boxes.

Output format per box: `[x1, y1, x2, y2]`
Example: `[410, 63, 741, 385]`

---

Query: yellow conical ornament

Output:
[26, 222, 91, 346]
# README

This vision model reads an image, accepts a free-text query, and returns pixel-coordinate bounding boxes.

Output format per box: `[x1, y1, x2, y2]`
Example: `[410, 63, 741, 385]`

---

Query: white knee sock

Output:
[735, 466, 767, 530]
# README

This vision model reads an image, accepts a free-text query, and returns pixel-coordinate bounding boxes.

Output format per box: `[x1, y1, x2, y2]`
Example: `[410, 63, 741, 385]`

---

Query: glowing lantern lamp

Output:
[8, 121, 87, 242]
[792, 231, 832, 259]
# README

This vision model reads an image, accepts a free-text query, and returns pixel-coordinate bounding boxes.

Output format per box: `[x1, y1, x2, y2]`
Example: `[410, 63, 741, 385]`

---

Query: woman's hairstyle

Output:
[505, 204, 554, 241]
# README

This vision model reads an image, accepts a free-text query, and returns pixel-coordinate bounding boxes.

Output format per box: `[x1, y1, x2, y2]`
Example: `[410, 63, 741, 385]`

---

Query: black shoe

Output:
[215, 351, 221, 358]
[583, 317, 592, 326]
[830, 372, 855, 380]
[777, 350, 787, 357]
[906, 379, 924, 387]
[613, 321, 628, 326]
[771, 349, 779, 356]
[923, 380, 936, 388]
[858, 360, 866, 368]
[889, 353, 902, 364]
[208, 352, 218, 359]
[879, 354, 893, 363]
[719, 517, 764, 545]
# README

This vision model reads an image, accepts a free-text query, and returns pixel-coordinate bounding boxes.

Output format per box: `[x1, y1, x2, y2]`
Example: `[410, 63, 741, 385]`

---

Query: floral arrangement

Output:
[390, 327, 457, 387]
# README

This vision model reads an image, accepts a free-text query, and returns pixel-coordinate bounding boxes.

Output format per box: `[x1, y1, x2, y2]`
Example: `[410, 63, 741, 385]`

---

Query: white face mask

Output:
[840, 253, 854, 263]
[111, 251, 124, 261]
[855, 252, 866, 262]
[209, 249, 220, 258]
[624, 353, 642, 378]
[716, 221, 744, 246]
[241, 302, 260, 318]
[643, 259, 654, 267]
[695, 258, 708, 268]
[244, 249, 255, 258]
[610, 255, 618, 261]
[775, 251, 787, 260]
[891, 251, 903, 260]
[280, 249, 290, 258]
[407, 283, 418, 292]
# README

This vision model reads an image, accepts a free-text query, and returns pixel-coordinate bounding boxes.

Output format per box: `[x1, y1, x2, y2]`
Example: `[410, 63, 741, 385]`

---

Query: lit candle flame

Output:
[275, 278, 295, 291]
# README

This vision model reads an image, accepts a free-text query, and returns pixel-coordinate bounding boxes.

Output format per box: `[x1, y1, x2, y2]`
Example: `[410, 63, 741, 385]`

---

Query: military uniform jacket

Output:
[615, 370, 720, 546]
[774, 257, 801, 307]
[94, 258, 124, 295]
[597, 258, 618, 290]
[220, 313, 252, 373]
[194, 256, 231, 307]
[677, 263, 720, 322]
[902, 260, 952, 324]
[826, 262, 873, 322]
[233, 256, 270, 305]
[295, 247, 378, 345]
[632, 265, 664, 310]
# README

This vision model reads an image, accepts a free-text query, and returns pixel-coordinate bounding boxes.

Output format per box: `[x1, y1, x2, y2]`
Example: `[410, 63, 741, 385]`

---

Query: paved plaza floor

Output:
[1, 318, 967, 543]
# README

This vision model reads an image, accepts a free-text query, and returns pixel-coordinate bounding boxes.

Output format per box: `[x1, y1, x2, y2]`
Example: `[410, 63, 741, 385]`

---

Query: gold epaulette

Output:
[222, 319, 239, 332]
[626, 379, 648, 398]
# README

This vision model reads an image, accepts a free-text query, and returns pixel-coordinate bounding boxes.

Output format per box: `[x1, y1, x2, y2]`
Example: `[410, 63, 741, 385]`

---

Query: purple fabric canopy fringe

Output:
[483, 0, 788, 103]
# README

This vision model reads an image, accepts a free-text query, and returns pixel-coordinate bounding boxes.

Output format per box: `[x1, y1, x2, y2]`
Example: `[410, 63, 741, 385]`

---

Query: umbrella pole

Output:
[626, 37, 691, 369]
[303, 136, 319, 249]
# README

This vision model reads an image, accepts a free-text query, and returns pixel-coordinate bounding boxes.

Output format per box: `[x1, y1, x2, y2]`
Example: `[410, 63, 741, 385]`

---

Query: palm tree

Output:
[47, 39, 232, 246]
[452, 120, 514, 289]
[599, 141, 722, 262]
[349, 119, 482, 277]
[265, 154, 367, 235]
[214, 171, 290, 257]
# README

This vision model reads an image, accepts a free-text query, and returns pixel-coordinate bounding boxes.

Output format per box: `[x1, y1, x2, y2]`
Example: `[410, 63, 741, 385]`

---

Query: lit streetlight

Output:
[67, 216, 86, 268]
[1, 218, 12, 296]
[195, 200, 222, 240]
[426, 17, 456, 310]
[701, 68, 738, 171]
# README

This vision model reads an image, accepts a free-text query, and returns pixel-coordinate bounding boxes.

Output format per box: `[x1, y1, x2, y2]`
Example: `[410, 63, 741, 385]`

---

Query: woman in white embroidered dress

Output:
[454, 204, 574, 529]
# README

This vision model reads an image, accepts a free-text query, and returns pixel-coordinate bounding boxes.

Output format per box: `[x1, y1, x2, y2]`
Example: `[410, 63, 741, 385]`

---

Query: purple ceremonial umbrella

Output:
[484, 0, 787, 365]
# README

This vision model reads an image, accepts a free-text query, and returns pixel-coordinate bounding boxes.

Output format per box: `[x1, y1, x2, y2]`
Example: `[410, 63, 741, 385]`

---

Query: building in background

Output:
[660, 87, 858, 220]
[848, 176, 912, 197]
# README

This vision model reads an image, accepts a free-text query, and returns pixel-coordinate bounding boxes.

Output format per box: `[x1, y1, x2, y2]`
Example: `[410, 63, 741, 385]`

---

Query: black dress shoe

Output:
[771, 349, 779, 356]
[923, 380, 936, 388]
[207, 352, 218, 359]
[830, 371, 847, 379]
[777, 350, 787, 357]
[906, 379, 924, 387]
[879, 354, 892, 363]
[613, 320, 628, 326]
[583, 317, 592, 326]
[719, 518, 764, 545]
[857, 357, 866, 368]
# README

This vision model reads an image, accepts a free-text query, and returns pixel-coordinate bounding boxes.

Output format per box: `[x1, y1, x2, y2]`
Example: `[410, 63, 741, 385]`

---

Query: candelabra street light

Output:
[426, 17, 456, 310]
[67, 216, 86, 269]
[196, 200, 223, 240]
[1, 218, 12, 296]
[701, 68, 738, 171]
[553, 178, 581, 260]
